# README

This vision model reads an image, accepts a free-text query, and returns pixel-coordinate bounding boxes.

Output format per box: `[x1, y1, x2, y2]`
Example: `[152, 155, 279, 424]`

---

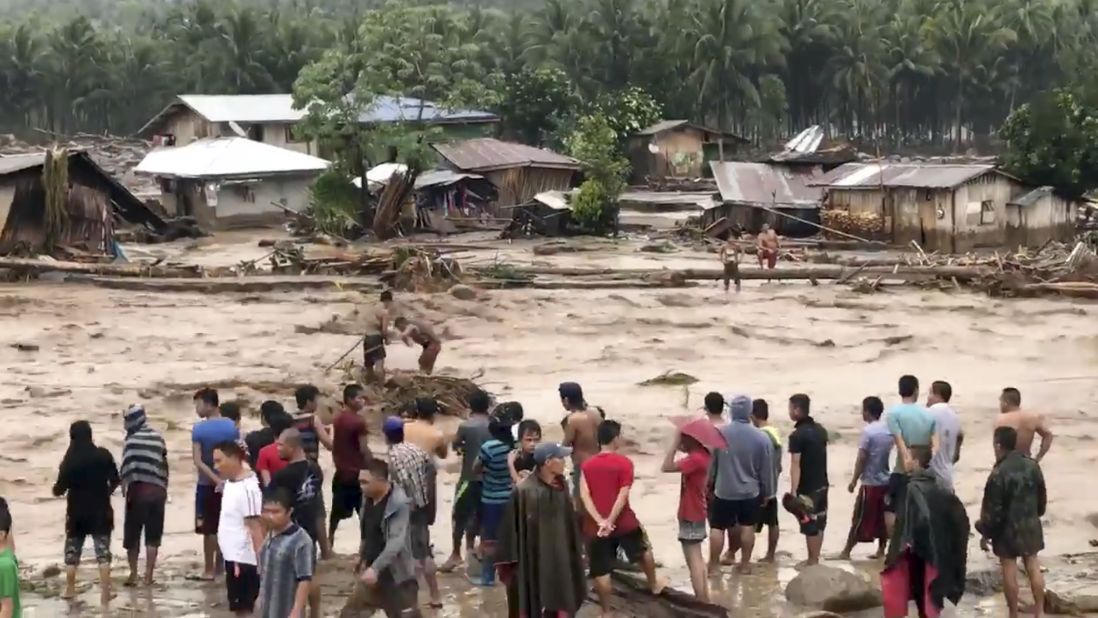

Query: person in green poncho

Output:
[496, 442, 586, 618]
[0, 500, 20, 618]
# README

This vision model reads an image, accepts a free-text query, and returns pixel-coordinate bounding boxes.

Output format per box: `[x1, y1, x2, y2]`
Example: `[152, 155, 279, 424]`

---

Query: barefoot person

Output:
[840, 396, 892, 560]
[787, 394, 829, 566]
[394, 316, 443, 375]
[329, 384, 371, 546]
[751, 399, 782, 563]
[884, 375, 936, 539]
[258, 488, 314, 618]
[213, 442, 264, 617]
[497, 443, 587, 618]
[995, 387, 1053, 463]
[192, 388, 239, 581]
[708, 395, 774, 574]
[719, 233, 742, 291]
[441, 390, 492, 573]
[363, 290, 395, 384]
[471, 414, 516, 586]
[977, 427, 1047, 618]
[581, 421, 662, 617]
[756, 223, 780, 270]
[354, 459, 422, 618]
[53, 421, 120, 605]
[120, 405, 169, 588]
[660, 425, 711, 602]
[927, 380, 963, 493]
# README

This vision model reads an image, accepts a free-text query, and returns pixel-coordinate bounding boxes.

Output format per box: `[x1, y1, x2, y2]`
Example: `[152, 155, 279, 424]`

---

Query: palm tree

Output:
[777, 0, 838, 131]
[883, 7, 940, 142]
[220, 8, 277, 93]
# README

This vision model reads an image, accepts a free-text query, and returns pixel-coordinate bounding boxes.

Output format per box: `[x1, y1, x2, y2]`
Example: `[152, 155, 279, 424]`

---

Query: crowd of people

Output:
[0, 352, 1057, 618]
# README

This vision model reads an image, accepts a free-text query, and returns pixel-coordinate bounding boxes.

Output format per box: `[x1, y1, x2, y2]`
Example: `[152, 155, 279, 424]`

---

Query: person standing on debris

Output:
[394, 316, 443, 375]
[363, 290, 395, 384]
[719, 232, 743, 291]
[471, 413, 515, 586]
[213, 441, 264, 617]
[581, 420, 663, 615]
[787, 393, 829, 567]
[884, 376, 936, 540]
[995, 387, 1053, 462]
[977, 426, 1047, 618]
[707, 395, 774, 574]
[353, 459, 422, 618]
[192, 387, 238, 581]
[756, 224, 781, 270]
[497, 443, 587, 618]
[329, 384, 371, 547]
[54, 420, 120, 605]
[246, 401, 288, 470]
[660, 424, 712, 602]
[258, 488, 314, 618]
[384, 417, 443, 609]
[291, 384, 334, 560]
[271, 429, 324, 618]
[441, 390, 492, 573]
[839, 396, 892, 560]
[120, 405, 169, 588]
[751, 399, 782, 563]
[926, 381, 963, 493]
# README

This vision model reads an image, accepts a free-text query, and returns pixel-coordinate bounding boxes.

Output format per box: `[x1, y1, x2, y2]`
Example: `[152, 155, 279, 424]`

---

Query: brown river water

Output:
[1, 232, 1097, 616]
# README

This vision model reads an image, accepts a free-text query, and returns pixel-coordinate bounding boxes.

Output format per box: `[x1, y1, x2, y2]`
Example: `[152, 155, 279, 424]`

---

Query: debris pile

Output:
[359, 371, 482, 419]
[0, 133, 156, 197]
[821, 210, 886, 240]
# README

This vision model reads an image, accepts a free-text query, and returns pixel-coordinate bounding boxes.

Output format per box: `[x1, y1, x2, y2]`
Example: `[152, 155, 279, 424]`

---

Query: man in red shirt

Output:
[255, 414, 293, 487]
[580, 420, 662, 616]
[330, 384, 371, 545]
[661, 429, 711, 602]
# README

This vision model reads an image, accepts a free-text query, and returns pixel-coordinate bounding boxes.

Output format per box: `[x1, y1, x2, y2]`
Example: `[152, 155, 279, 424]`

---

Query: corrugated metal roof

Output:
[814, 162, 1015, 189]
[135, 137, 329, 179]
[783, 125, 825, 154]
[1008, 186, 1054, 208]
[709, 161, 823, 209]
[0, 153, 47, 176]
[414, 169, 484, 189]
[636, 119, 747, 142]
[138, 94, 499, 137]
[433, 138, 581, 172]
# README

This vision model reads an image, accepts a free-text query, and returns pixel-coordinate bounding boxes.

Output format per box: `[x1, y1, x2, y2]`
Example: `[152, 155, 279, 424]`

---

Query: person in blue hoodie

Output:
[706, 395, 775, 574]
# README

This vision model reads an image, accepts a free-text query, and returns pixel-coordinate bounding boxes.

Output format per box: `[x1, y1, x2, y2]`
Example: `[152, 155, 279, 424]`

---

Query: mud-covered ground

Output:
[2, 231, 1097, 616]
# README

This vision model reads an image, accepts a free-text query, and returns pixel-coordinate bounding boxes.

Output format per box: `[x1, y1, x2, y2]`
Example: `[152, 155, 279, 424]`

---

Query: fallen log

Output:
[586, 572, 730, 618]
[1014, 282, 1098, 299]
[0, 256, 205, 278]
[73, 275, 380, 294]
[473, 264, 995, 282]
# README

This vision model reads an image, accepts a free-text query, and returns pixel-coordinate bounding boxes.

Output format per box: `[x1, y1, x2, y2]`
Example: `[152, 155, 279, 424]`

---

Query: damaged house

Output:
[629, 120, 746, 182]
[135, 137, 329, 229]
[706, 161, 824, 236]
[137, 94, 500, 156]
[812, 163, 1062, 252]
[0, 150, 164, 257]
[432, 138, 581, 206]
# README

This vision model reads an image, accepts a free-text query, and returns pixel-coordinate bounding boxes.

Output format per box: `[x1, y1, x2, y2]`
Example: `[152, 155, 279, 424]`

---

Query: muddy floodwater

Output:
[1, 233, 1097, 616]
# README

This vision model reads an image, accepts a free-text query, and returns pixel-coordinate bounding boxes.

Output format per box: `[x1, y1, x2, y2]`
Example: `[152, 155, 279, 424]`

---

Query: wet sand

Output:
[2, 234, 1097, 616]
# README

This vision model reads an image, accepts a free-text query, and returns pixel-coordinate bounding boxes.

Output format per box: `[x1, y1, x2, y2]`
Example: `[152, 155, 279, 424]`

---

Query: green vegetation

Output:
[999, 90, 1098, 197]
[1, 0, 1095, 154]
[566, 115, 630, 233]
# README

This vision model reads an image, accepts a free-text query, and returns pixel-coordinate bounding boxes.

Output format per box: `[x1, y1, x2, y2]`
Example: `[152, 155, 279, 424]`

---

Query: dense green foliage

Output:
[3, 0, 1098, 154]
[566, 115, 629, 232]
[1000, 91, 1098, 197]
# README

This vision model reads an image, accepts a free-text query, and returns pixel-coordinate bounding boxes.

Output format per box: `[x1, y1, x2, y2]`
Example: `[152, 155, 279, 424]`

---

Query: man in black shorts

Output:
[363, 290, 394, 383]
[707, 395, 775, 573]
[787, 393, 829, 566]
[751, 399, 782, 562]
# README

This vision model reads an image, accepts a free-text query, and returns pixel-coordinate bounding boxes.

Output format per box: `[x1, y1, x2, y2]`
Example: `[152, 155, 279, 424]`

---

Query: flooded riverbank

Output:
[1, 234, 1096, 616]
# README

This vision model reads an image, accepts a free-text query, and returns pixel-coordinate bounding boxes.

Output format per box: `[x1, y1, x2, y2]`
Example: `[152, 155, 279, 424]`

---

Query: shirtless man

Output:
[559, 382, 605, 500]
[719, 233, 742, 292]
[363, 290, 395, 383]
[403, 397, 449, 460]
[394, 316, 442, 375]
[995, 387, 1053, 462]
[756, 224, 780, 270]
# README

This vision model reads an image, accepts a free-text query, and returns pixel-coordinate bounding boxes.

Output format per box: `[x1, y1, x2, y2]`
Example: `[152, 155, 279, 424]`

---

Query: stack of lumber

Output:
[821, 210, 885, 240]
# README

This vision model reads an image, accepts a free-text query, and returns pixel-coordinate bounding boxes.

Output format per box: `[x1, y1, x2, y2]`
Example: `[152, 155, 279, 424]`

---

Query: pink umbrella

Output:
[670, 415, 728, 450]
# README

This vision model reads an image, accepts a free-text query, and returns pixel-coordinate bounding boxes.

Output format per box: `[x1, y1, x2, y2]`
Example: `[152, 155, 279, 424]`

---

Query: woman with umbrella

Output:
[660, 416, 727, 603]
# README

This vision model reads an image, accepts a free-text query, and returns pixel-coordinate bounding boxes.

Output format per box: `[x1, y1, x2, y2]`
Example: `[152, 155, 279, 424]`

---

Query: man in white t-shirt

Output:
[926, 380, 963, 493]
[213, 441, 265, 616]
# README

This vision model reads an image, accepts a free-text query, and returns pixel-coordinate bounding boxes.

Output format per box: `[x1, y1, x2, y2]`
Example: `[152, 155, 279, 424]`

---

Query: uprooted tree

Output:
[292, 4, 501, 239]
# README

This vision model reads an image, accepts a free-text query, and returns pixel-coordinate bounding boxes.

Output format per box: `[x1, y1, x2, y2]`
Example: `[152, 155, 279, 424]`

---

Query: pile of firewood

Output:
[821, 210, 886, 240]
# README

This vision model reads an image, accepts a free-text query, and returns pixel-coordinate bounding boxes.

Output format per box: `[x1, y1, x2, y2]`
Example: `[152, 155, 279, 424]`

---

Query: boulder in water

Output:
[450, 284, 479, 300]
[785, 564, 882, 612]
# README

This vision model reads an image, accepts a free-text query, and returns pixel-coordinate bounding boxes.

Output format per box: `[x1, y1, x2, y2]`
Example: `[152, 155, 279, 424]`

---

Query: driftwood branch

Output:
[0, 256, 204, 278]
[587, 573, 730, 618]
